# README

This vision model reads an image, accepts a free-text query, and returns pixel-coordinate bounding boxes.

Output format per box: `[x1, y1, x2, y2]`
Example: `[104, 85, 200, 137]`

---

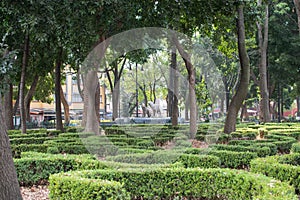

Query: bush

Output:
[49, 175, 130, 200]
[49, 168, 297, 199]
[176, 154, 220, 168]
[106, 151, 181, 164]
[11, 144, 49, 158]
[250, 154, 300, 193]
[184, 148, 257, 169]
[208, 150, 257, 169]
[211, 144, 271, 157]
[14, 152, 110, 186]
[291, 143, 300, 153]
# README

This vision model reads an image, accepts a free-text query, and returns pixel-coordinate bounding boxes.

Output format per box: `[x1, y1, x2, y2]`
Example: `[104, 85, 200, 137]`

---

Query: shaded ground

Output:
[21, 185, 49, 200]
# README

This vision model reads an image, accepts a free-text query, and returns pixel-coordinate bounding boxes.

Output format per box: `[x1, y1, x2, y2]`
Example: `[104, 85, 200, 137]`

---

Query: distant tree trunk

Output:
[60, 85, 70, 126]
[220, 94, 225, 117]
[76, 69, 84, 100]
[171, 48, 179, 126]
[95, 81, 100, 122]
[0, 95, 23, 200]
[25, 74, 39, 122]
[257, 0, 270, 123]
[112, 81, 120, 121]
[294, 0, 300, 33]
[84, 71, 99, 134]
[224, 4, 250, 133]
[240, 103, 249, 121]
[20, 32, 29, 134]
[3, 84, 13, 130]
[174, 37, 197, 138]
[185, 90, 190, 121]
[13, 83, 20, 116]
[168, 49, 174, 117]
[55, 47, 64, 132]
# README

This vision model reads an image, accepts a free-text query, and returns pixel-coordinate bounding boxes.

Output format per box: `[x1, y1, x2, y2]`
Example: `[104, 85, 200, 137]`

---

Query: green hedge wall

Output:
[14, 152, 110, 186]
[49, 168, 297, 200]
[250, 153, 300, 192]
[211, 144, 271, 157]
[184, 148, 257, 169]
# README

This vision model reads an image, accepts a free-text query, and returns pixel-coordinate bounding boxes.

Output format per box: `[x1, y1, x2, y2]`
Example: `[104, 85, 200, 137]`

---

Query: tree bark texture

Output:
[0, 95, 23, 200]
[55, 48, 64, 132]
[224, 4, 250, 133]
[257, 0, 270, 122]
[60, 85, 70, 126]
[20, 33, 29, 134]
[25, 74, 39, 122]
[171, 47, 179, 126]
[294, 0, 300, 34]
[174, 36, 197, 138]
[3, 84, 14, 130]
[84, 71, 99, 134]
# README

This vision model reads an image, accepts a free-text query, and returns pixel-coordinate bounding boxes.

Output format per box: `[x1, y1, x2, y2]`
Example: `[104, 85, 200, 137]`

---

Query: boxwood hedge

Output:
[250, 153, 300, 192]
[49, 168, 297, 200]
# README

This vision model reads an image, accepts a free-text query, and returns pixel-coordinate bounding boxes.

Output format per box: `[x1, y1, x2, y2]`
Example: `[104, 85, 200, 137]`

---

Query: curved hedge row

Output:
[49, 168, 297, 200]
[250, 153, 300, 192]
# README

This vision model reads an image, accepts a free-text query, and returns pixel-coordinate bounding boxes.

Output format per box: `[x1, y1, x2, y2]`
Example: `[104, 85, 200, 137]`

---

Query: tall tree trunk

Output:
[171, 47, 179, 126]
[112, 80, 120, 121]
[294, 0, 300, 33]
[84, 71, 99, 134]
[13, 83, 20, 116]
[95, 81, 100, 122]
[174, 37, 197, 138]
[77, 69, 84, 100]
[60, 85, 70, 126]
[55, 48, 64, 132]
[0, 95, 23, 200]
[185, 89, 190, 121]
[25, 74, 39, 122]
[257, 0, 270, 122]
[224, 4, 250, 133]
[20, 33, 29, 134]
[3, 84, 13, 130]
[168, 49, 174, 117]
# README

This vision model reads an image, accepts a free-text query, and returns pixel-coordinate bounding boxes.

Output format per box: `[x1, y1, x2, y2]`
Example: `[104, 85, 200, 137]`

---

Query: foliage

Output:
[250, 153, 300, 193]
[49, 167, 297, 199]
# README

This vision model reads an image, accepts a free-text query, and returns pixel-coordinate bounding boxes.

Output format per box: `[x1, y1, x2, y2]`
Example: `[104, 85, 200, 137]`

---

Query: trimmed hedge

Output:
[176, 154, 220, 168]
[49, 175, 130, 200]
[250, 154, 300, 192]
[14, 152, 110, 186]
[291, 142, 300, 153]
[106, 151, 181, 164]
[184, 148, 257, 169]
[49, 168, 297, 199]
[211, 144, 271, 157]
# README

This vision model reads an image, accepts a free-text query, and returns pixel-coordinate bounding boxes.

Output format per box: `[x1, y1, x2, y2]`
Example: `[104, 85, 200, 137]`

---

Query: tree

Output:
[0, 30, 22, 199]
[224, 3, 251, 133]
[257, 0, 271, 122]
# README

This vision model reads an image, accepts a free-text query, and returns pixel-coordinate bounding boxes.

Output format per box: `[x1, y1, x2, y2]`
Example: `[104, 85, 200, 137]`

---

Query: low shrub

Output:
[106, 151, 181, 164]
[176, 154, 220, 168]
[49, 168, 297, 199]
[184, 148, 257, 169]
[14, 152, 110, 186]
[10, 137, 51, 145]
[211, 144, 271, 157]
[11, 144, 49, 158]
[291, 143, 300, 153]
[49, 175, 130, 200]
[250, 154, 300, 193]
